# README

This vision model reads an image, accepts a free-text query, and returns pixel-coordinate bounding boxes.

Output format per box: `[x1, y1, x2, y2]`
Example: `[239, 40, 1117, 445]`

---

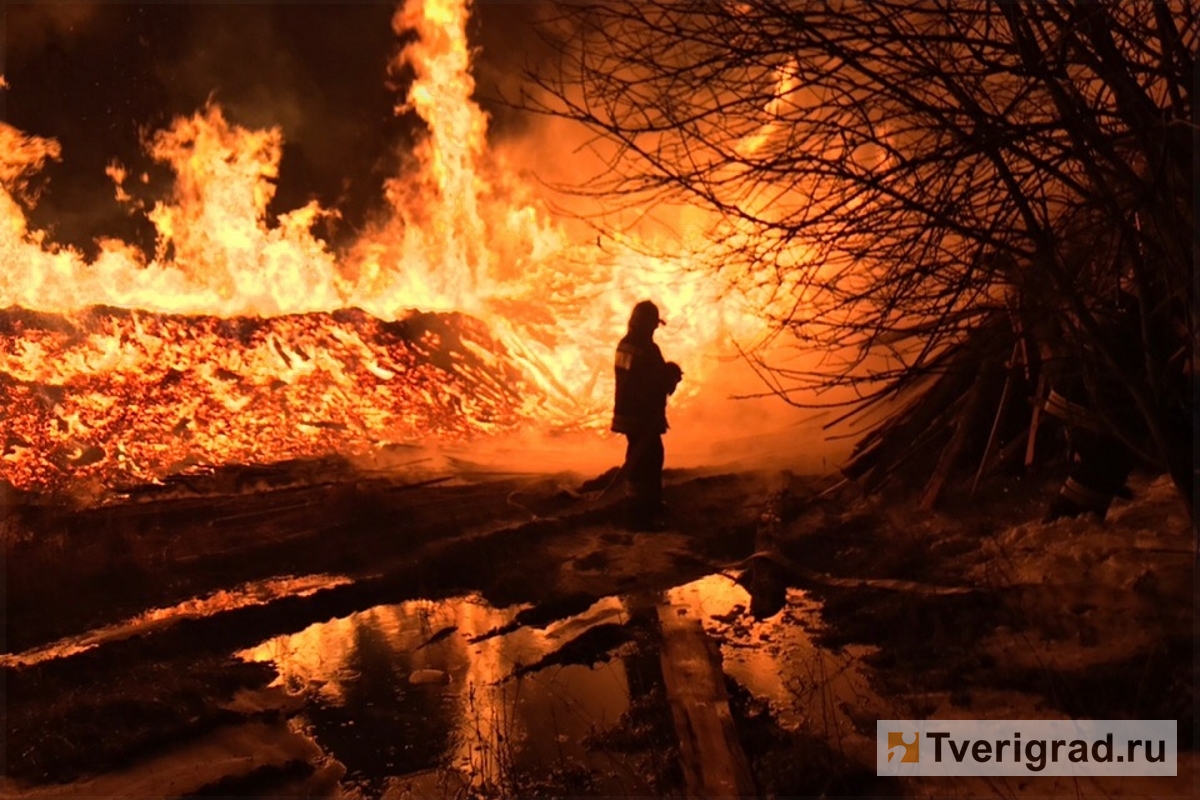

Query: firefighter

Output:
[612, 300, 683, 530]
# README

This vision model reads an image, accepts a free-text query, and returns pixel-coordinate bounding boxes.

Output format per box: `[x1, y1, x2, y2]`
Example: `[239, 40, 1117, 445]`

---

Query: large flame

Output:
[0, 0, 767, 496]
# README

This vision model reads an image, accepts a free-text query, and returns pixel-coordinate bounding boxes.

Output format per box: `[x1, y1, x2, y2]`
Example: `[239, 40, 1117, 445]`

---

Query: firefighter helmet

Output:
[630, 300, 666, 330]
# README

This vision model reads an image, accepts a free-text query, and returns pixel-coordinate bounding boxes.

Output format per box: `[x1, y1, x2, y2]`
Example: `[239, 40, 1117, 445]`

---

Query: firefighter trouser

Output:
[623, 432, 664, 524]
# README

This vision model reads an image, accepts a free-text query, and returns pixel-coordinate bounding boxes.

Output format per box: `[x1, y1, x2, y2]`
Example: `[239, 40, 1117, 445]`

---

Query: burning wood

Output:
[0, 305, 547, 497]
[0, 0, 774, 506]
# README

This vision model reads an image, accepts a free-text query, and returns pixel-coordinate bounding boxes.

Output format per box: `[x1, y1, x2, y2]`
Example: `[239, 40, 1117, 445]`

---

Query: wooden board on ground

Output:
[656, 604, 756, 798]
[2, 721, 322, 799]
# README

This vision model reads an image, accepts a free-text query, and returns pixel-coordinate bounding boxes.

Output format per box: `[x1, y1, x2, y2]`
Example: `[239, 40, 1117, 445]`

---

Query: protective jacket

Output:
[611, 334, 682, 435]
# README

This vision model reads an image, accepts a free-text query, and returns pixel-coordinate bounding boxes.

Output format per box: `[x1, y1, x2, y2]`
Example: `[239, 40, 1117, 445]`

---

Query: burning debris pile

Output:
[0, 0, 770, 501]
[1, 305, 552, 496]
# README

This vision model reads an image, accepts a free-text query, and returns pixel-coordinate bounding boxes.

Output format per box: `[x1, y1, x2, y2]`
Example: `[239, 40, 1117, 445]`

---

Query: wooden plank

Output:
[919, 363, 993, 510]
[988, 424, 1031, 473]
[1024, 372, 1048, 467]
[656, 605, 756, 798]
[970, 345, 1021, 496]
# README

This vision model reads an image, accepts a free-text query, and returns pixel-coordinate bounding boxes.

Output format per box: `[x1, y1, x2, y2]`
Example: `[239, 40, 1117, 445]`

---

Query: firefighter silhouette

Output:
[612, 301, 683, 530]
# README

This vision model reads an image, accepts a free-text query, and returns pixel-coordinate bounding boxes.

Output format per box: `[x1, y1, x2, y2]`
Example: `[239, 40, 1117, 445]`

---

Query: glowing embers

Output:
[0, 306, 540, 494]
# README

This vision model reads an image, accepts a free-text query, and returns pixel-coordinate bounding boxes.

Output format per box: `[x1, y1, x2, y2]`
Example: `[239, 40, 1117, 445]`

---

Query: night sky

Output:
[3, 2, 548, 256]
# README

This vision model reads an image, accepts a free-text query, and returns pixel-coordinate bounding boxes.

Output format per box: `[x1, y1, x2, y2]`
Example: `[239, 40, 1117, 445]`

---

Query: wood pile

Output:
[0, 306, 542, 499]
[838, 312, 1048, 508]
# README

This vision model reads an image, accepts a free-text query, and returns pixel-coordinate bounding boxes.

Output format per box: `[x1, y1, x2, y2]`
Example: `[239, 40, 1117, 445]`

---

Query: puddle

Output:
[237, 594, 646, 797]
[665, 574, 884, 747]
[232, 575, 889, 796]
[1, 573, 353, 668]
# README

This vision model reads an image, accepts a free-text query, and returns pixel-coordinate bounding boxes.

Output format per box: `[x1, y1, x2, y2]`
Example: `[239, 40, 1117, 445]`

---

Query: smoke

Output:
[160, 7, 306, 136]
[3, 4, 404, 253]
[366, 352, 856, 481]
[468, 2, 552, 140]
[667, 357, 852, 474]
[359, 399, 850, 483]
[4, 3, 102, 60]
[156, 4, 414, 248]
[3, 2, 706, 252]
[470, 4, 718, 251]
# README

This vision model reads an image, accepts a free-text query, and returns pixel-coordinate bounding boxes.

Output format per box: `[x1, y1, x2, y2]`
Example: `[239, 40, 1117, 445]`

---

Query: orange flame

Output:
[0, 0, 772, 495]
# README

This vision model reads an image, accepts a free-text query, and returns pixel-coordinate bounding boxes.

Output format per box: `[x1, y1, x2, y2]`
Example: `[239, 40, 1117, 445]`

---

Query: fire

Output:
[0, 0, 767, 497]
[1, 306, 548, 494]
[2, 107, 347, 318]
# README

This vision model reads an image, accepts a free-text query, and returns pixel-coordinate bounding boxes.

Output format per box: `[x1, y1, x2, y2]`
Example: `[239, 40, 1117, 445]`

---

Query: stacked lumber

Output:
[838, 313, 1040, 507]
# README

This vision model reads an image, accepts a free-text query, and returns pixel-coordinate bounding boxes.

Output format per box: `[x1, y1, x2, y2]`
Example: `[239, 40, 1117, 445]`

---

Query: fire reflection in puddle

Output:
[665, 574, 883, 744]
[236, 577, 886, 796]
[237, 595, 642, 796]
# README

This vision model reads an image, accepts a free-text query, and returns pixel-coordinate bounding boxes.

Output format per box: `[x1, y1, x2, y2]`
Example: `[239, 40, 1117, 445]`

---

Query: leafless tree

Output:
[526, 0, 1195, 505]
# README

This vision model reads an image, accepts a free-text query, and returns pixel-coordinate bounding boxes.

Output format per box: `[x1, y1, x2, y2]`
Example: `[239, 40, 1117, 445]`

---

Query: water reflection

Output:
[665, 574, 881, 740]
[237, 577, 884, 795]
[238, 594, 636, 795]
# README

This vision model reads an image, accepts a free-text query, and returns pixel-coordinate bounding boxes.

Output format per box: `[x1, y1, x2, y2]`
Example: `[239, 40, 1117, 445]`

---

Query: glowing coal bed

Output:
[0, 305, 575, 498]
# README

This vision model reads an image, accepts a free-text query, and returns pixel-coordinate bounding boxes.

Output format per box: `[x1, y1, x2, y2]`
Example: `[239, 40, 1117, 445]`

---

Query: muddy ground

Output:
[1, 456, 1195, 798]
